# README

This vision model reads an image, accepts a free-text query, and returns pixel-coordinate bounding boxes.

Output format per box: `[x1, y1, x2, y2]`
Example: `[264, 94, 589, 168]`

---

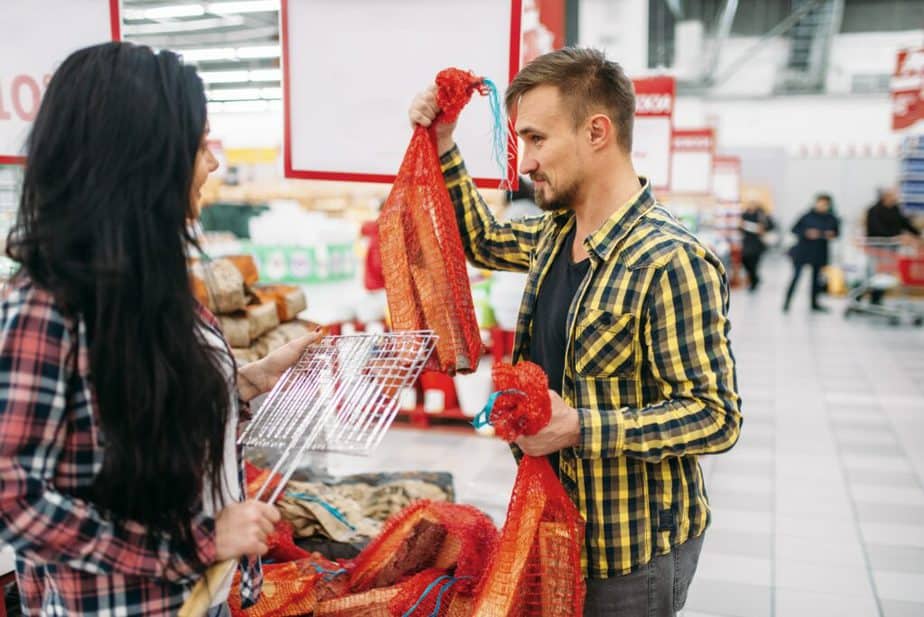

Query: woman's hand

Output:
[238, 330, 322, 400]
[214, 500, 280, 560]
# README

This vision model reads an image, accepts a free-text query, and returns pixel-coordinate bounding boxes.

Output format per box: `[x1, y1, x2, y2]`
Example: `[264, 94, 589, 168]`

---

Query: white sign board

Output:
[712, 156, 741, 204]
[670, 128, 714, 195]
[631, 76, 674, 192]
[283, 0, 522, 188]
[0, 1, 120, 164]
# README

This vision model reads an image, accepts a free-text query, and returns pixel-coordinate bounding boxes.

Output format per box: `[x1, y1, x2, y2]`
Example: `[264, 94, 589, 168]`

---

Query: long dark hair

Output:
[7, 42, 229, 560]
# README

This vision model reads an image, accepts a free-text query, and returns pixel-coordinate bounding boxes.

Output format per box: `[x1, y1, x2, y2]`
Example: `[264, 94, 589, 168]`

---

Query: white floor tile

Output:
[873, 571, 924, 603]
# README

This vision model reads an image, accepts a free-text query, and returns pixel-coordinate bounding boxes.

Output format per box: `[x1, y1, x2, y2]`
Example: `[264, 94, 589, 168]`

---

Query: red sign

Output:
[892, 48, 924, 131]
[631, 76, 675, 191]
[633, 76, 675, 117]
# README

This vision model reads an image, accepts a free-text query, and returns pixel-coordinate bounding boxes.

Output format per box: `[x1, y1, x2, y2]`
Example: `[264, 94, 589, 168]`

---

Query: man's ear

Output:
[587, 113, 613, 150]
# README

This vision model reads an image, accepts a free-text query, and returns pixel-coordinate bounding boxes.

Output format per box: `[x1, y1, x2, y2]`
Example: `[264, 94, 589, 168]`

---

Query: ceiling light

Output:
[207, 1, 279, 15]
[124, 16, 244, 35]
[177, 45, 281, 63]
[177, 47, 237, 62]
[199, 70, 252, 83]
[208, 88, 264, 101]
[125, 4, 206, 21]
[248, 68, 282, 82]
[207, 86, 282, 101]
[236, 45, 280, 59]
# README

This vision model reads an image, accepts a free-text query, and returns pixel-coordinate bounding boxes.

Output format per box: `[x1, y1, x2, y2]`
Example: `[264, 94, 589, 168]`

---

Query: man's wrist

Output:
[437, 138, 456, 158]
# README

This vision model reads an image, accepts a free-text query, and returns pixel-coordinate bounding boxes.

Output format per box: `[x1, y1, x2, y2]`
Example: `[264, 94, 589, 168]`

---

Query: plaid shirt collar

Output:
[546, 178, 654, 264]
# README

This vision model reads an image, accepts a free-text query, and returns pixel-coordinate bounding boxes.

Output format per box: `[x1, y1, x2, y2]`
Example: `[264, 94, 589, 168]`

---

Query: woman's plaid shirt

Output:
[442, 147, 742, 578]
[0, 277, 261, 615]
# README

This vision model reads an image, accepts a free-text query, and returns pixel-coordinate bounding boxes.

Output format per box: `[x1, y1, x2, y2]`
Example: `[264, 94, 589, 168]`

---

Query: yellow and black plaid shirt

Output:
[441, 147, 742, 579]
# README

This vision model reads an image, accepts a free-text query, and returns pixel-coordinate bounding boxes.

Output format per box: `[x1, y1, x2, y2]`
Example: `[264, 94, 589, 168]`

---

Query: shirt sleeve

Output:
[574, 245, 742, 462]
[440, 145, 546, 273]
[0, 287, 215, 583]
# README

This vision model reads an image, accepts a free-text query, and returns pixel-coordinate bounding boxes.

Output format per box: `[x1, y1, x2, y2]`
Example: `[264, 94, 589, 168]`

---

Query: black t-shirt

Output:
[528, 225, 590, 467]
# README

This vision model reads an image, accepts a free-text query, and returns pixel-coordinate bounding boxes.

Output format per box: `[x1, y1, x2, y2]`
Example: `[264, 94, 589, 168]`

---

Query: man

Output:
[867, 188, 920, 239]
[782, 193, 840, 313]
[864, 188, 922, 305]
[409, 48, 741, 616]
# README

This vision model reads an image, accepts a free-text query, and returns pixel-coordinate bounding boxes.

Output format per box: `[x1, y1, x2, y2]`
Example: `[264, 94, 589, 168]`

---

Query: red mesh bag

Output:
[265, 518, 311, 563]
[470, 362, 586, 616]
[315, 586, 400, 617]
[388, 568, 462, 617]
[244, 460, 284, 502]
[379, 68, 490, 374]
[489, 362, 553, 442]
[229, 554, 349, 616]
[349, 500, 498, 595]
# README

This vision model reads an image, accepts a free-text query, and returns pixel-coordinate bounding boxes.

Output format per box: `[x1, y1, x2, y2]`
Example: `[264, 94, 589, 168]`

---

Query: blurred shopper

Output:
[864, 188, 922, 305]
[740, 201, 775, 291]
[783, 193, 840, 312]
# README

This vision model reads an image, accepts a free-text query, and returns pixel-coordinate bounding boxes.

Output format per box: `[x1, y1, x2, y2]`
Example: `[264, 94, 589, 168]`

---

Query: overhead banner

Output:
[670, 128, 715, 195]
[631, 76, 674, 192]
[282, 0, 522, 188]
[713, 155, 741, 204]
[0, 0, 120, 164]
[892, 47, 924, 131]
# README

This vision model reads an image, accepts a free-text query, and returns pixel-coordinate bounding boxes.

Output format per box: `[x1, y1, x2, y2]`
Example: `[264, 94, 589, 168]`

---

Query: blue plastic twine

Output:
[309, 563, 348, 580]
[481, 78, 510, 189]
[471, 389, 527, 429]
[400, 575, 452, 617]
[399, 575, 473, 617]
[285, 491, 357, 532]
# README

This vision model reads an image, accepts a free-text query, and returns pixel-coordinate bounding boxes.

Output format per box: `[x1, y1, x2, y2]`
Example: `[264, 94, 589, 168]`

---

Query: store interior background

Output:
[2, 2, 924, 617]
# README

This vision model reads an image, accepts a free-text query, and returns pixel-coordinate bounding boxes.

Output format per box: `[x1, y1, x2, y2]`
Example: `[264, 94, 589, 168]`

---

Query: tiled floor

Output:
[318, 255, 924, 616]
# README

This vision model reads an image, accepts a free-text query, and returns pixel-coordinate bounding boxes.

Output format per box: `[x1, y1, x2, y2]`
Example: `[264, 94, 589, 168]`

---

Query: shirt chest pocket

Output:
[572, 309, 638, 378]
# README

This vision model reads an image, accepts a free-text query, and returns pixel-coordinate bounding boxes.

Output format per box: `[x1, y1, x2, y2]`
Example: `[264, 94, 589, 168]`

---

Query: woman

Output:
[783, 193, 840, 312]
[739, 201, 774, 291]
[0, 42, 316, 615]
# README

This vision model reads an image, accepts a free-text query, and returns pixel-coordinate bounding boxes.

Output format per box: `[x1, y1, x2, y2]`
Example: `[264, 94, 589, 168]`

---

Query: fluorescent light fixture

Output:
[178, 47, 237, 62]
[207, 1, 279, 15]
[207, 87, 281, 101]
[124, 16, 245, 35]
[248, 68, 282, 81]
[236, 46, 281, 59]
[177, 45, 281, 63]
[199, 68, 281, 83]
[208, 99, 283, 113]
[208, 88, 264, 101]
[199, 70, 252, 83]
[125, 4, 207, 21]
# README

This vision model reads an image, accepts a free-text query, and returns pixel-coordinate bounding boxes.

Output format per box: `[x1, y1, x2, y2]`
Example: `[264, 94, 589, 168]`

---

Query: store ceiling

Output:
[122, 0, 282, 110]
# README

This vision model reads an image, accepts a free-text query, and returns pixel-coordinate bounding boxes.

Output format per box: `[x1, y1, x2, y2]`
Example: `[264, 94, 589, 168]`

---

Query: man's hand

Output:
[515, 390, 581, 457]
[408, 85, 457, 156]
[805, 228, 821, 240]
[824, 230, 837, 239]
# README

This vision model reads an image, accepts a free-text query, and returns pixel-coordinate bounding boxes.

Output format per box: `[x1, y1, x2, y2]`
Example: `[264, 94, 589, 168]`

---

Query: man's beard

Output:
[533, 174, 580, 212]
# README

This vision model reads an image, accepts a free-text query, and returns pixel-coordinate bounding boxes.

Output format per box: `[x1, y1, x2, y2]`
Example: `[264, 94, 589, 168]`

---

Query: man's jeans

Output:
[584, 534, 705, 617]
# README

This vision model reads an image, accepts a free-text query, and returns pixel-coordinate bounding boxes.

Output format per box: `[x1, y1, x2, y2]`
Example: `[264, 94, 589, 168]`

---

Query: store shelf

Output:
[396, 405, 474, 429]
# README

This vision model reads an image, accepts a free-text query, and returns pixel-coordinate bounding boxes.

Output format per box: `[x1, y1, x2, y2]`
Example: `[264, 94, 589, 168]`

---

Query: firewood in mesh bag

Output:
[380, 68, 498, 375]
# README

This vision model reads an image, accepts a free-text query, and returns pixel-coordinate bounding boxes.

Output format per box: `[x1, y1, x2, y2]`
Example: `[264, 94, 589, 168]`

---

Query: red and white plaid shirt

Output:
[0, 276, 262, 615]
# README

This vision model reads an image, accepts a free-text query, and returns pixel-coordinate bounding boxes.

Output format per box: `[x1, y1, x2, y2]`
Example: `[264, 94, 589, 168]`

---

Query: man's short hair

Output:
[505, 47, 636, 153]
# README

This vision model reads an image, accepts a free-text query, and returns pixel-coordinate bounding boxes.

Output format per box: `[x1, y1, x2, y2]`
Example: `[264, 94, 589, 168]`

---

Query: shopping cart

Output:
[844, 236, 924, 326]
